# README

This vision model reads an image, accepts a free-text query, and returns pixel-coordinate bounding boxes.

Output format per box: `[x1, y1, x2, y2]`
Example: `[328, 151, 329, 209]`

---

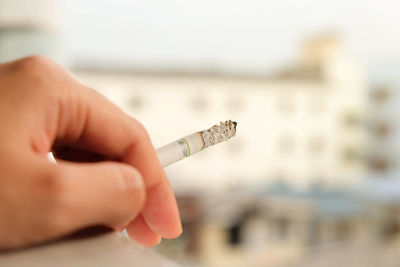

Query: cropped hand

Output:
[0, 56, 181, 249]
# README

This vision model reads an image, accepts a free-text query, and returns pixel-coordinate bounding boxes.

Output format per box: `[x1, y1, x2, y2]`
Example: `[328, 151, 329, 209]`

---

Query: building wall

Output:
[75, 62, 367, 190]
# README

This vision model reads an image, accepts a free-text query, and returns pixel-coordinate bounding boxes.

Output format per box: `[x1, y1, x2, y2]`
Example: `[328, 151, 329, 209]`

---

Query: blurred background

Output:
[1, 0, 400, 266]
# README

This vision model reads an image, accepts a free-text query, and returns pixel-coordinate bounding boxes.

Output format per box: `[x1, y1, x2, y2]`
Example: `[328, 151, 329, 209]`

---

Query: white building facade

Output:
[74, 36, 368, 191]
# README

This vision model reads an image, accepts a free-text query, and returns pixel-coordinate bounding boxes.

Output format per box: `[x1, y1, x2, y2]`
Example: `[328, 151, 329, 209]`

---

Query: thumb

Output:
[52, 161, 146, 231]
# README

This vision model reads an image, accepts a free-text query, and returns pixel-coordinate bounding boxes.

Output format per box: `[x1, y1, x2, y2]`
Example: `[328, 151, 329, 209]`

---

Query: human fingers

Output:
[45, 160, 146, 235]
[0, 157, 146, 249]
[125, 214, 161, 247]
[5, 56, 182, 241]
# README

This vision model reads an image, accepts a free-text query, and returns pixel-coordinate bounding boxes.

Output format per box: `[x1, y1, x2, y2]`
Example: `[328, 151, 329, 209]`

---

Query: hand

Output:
[0, 56, 181, 249]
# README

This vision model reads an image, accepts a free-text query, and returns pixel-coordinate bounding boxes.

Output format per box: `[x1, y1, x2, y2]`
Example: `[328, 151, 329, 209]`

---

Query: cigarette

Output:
[156, 120, 237, 167]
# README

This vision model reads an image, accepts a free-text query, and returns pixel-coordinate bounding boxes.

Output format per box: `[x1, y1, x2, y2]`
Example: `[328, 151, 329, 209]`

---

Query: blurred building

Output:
[0, 0, 63, 63]
[368, 74, 400, 178]
[154, 185, 400, 267]
[2, 2, 400, 266]
[74, 35, 368, 191]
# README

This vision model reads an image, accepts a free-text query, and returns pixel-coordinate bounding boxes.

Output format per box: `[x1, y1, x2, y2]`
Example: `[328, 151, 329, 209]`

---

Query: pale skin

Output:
[0, 56, 182, 249]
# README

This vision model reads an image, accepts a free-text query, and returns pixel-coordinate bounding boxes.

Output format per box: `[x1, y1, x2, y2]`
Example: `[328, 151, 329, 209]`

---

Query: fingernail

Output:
[118, 166, 144, 190]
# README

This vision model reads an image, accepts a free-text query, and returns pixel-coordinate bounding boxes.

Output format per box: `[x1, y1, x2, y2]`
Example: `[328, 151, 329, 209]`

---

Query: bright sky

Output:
[61, 0, 400, 75]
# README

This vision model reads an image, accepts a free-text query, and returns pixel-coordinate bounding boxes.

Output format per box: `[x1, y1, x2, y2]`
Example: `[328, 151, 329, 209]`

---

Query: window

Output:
[371, 86, 390, 104]
[190, 94, 208, 113]
[342, 147, 359, 163]
[278, 135, 295, 154]
[373, 123, 391, 137]
[128, 94, 144, 111]
[342, 112, 359, 128]
[335, 221, 350, 241]
[276, 217, 290, 240]
[276, 95, 295, 113]
[308, 135, 325, 156]
[369, 157, 389, 172]
[225, 94, 244, 113]
[227, 222, 244, 246]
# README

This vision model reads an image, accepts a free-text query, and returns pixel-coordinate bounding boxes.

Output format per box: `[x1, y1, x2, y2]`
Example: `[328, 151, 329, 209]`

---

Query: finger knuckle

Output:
[14, 55, 54, 73]
[37, 166, 66, 196]
[9, 56, 68, 102]
[34, 167, 70, 228]
[133, 120, 150, 139]
[12, 56, 62, 87]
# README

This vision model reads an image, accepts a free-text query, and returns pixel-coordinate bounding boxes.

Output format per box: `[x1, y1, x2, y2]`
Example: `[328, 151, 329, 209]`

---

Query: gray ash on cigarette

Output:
[201, 120, 237, 148]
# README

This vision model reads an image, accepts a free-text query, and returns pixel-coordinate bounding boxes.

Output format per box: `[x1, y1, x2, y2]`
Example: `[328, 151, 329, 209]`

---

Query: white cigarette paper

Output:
[156, 120, 237, 167]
